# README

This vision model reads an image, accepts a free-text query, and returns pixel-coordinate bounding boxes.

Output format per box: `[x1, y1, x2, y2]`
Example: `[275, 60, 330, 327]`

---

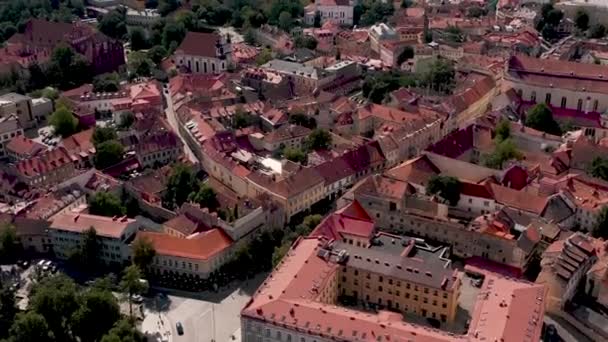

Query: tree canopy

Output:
[420, 58, 455, 94]
[92, 127, 118, 147]
[494, 119, 511, 143]
[50, 106, 78, 138]
[89, 192, 126, 217]
[396, 46, 414, 66]
[593, 206, 608, 239]
[98, 8, 127, 40]
[588, 157, 608, 182]
[525, 103, 562, 136]
[575, 10, 589, 31]
[163, 163, 199, 210]
[0, 224, 19, 263]
[589, 24, 606, 39]
[132, 237, 156, 270]
[188, 184, 218, 209]
[283, 147, 307, 164]
[94, 140, 124, 170]
[120, 265, 148, 318]
[306, 129, 332, 150]
[483, 139, 522, 170]
[129, 27, 149, 51]
[426, 175, 461, 206]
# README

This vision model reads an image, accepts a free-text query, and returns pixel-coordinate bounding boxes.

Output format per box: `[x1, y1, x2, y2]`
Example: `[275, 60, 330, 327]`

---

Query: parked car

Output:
[176, 322, 184, 335]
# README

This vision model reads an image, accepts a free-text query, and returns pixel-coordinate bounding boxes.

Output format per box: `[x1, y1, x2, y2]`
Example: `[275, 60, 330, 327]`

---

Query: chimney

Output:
[74, 215, 80, 222]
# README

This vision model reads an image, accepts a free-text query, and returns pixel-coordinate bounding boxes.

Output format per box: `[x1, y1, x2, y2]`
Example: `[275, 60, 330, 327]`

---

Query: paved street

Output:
[163, 84, 199, 164]
[544, 314, 593, 342]
[142, 274, 266, 342]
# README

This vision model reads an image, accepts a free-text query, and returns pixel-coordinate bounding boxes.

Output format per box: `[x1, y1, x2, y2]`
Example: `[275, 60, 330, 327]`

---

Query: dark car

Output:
[176, 322, 184, 335]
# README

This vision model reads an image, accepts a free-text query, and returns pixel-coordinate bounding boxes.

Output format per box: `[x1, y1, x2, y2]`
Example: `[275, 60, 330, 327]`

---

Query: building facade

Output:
[173, 32, 233, 74]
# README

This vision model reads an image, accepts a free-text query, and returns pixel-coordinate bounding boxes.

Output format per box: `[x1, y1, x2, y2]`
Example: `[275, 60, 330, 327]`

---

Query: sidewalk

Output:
[141, 308, 172, 342]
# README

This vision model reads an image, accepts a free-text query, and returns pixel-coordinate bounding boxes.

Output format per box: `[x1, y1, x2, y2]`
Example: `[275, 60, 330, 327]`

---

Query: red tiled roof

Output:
[263, 124, 311, 144]
[174, 32, 222, 58]
[310, 200, 375, 240]
[6, 136, 45, 156]
[137, 229, 232, 260]
[490, 183, 548, 214]
[460, 181, 493, 199]
[15, 147, 74, 178]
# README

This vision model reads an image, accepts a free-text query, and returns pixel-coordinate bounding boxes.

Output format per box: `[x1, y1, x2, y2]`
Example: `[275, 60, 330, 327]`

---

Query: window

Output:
[405, 293, 410, 298]
[531, 91, 536, 102]
[577, 98, 583, 111]
[561, 96, 567, 108]
[379, 276, 383, 282]
[593, 99, 599, 112]
[443, 293, 448, 299]
[442, 303, 447, 308]
[378, 286, 383, 292]
[545, 93, 551, 104]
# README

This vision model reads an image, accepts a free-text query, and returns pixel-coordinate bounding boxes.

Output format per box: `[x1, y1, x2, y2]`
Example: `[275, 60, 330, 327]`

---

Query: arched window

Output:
[531, 91, 536, 102]
[577, 99, 583, 111]
[561, 97, 567, 108]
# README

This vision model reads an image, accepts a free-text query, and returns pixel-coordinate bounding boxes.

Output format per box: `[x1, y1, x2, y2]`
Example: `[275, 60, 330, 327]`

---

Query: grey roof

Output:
[262, 59, 324, 80]
[334, 235, 459, 290]
[0, 92, 32, 102]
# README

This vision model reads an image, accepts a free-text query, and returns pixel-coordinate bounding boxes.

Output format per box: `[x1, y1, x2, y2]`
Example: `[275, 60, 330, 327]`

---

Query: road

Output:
[163, 84, 199, 164]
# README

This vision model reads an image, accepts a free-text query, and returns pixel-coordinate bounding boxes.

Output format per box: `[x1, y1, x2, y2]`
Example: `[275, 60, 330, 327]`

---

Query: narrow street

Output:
[163, 84, 199, 164]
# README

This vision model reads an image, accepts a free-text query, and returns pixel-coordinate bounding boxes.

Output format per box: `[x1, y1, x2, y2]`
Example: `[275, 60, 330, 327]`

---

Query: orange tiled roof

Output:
[137, 229, 232, 260]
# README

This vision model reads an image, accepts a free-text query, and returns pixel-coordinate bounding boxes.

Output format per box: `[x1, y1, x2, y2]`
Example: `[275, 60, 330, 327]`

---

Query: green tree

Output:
[163, 163, 199, 209]
[396, 46, 414, 66]
[9, 312, 54, 342]
[81, 227, 101, 269]
[92, 127, 118, 147]
[426, 175, 461, 206]
[244, 28, 256, 45]
[29, 275, 78, 342]
[357, 1, 394, 26]
[93, 73, 121, 92]
[119, 111, 135, 129]
[162, 21, 186, 51]
[306, 129, 332, 150]
[289, 113, 316, 129]
[302, 214, 322, 230]
[255, 48, 273, 65]
[575, 10, 589, 31]
[132, 237, 156, 270]
[525, 103, 562, 136]
[483, 139, 523, 170]
[99, 8, 127, 40]
[283, 147, 307, 164]
[100, 319, 146, 342]
[593, 206, 608, 239]
[72, 288, 120, 342]
[420, 58, 455, 94]
[158, 0, 180, 16]
[494, 119, 511, 143]
[94, 140, 124, 170]
[147, 45, 167, 64]
[0, 224, 19, 263]
[89, 192, 125, 217]
[588, 157, 608, 181]
[0, 286, 16, 338]
[129, 27, 149, 51]
[188, 184, 218, 209]
[294, 35, 318, 50]
[589, 24, 606, 38]
[50, 106, 78, 138]
[127, 51, 154, 78]
[119, 265, 148, 318]
[278, 11, 293, 32]
[271, 243, 290, 267]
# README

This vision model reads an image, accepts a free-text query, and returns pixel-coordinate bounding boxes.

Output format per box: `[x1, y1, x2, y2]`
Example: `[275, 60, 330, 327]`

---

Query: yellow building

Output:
[336, 234, 462, 324]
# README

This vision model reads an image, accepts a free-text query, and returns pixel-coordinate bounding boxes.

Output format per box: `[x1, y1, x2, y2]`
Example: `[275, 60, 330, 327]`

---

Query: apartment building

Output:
[173, 32, 233, 74]
[241, 235, 547, 342]
[12, 147, 77, 188]
[49, 213, 141, 264]
[5, 136, 45, 161]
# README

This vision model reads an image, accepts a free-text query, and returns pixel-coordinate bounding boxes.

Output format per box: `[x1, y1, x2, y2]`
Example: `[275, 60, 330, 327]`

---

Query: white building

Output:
[49, 212, 142, 265]
[173, 32, 233, 74]
[304, 0, 354, 26]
